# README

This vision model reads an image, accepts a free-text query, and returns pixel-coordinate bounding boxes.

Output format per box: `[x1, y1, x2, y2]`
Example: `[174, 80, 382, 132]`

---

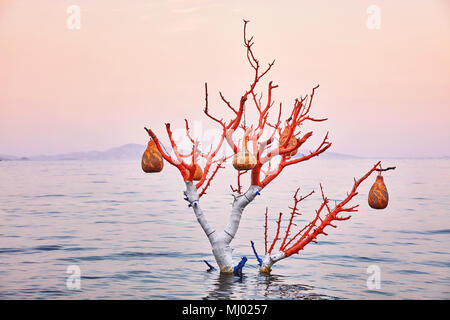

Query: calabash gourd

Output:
[368, 174, 389, 209]
[193, 164, 203, 181]
[233, 128, 257, 171]
[141, 139, 164, 173]
[280, 127, 298, 156]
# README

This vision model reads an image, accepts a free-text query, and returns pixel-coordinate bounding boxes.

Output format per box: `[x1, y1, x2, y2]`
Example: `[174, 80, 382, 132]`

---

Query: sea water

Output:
[0, 158, 449, 299]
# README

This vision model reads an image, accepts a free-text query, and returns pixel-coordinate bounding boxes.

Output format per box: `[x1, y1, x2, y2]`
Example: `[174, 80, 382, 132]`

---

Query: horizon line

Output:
[1, 142, 449, 160]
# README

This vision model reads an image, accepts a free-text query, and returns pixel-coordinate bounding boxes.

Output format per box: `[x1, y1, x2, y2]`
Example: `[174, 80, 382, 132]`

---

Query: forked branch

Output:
[264, 161, 381, 258]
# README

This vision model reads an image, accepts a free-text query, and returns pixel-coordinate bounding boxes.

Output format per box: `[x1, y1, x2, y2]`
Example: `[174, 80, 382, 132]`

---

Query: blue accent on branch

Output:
[233, 256, 248, 276]
[250, 241, 262, 267]
[203, 260, 215, 271]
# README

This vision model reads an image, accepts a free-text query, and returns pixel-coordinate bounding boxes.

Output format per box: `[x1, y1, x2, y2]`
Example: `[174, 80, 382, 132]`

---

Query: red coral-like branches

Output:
[145, 19, 332, 197]
[264, 161, 381, 257]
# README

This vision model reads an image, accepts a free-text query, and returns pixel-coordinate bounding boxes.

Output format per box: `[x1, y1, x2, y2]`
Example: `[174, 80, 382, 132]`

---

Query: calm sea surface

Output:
[0, 159, 449, 299]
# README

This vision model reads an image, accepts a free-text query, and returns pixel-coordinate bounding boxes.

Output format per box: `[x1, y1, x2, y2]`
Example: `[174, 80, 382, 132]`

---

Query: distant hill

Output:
[0, 154, 29, 161]
[28, 143, 147, 161]
[1, 143, 361, 161]
[1, 146, 448, 161]
[292, 150, 360, 159]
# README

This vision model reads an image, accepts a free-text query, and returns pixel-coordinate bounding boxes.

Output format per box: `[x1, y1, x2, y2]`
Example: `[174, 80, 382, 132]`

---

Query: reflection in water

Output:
[257, 273, 336, 300]
[203, 272, 335, 300]
[203, 273, 240, 300]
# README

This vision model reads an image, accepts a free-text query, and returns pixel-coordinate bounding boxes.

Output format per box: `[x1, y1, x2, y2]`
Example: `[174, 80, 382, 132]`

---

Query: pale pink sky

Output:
[0, 0, 449, 157]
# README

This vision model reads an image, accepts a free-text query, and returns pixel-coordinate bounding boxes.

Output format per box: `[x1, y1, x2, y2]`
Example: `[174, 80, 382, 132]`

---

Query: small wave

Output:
[0, 245, 64, 254]
[320, 261, 357, 268]
[35, 235, 74, 240]
[94, 220, 118, 224]
[326, 273, 356, 279]
[127, 270, 152, 275]
[39, 289, 66, 296]
[64, 246, 96, 252]
[111, 191, 139, 195]
[119, 251, 193, 258]
[315, 240, 341, 246]
[33, 245, 63, 251]
[59, 250, 201, 263]
[363, 290, 395, 297]
[43, 211, 62, 215]
[0, 248, 23, 254]
[394, 269, 429, 275]
[34, 194, 65, 198]
[394, 229, 450, 235]
[392, 241, 417, 246]
[419, 260, 450, 268]
[426, 229, 450, 235]
[319, 254, 400, 264]
[112, 274, 130, 280]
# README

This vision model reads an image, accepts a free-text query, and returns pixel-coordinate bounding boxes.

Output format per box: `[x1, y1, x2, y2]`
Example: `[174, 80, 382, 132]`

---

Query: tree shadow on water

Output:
[255, 273, 337, 300]
[202, 271, 337, 300]
[202, 273, 247, 300]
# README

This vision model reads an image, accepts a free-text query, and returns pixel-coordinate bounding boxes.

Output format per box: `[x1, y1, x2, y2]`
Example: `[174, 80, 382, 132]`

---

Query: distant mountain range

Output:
[0, 144, 146, 161]
[0, 143, 360, 161]
[0, 154, 30, 161]
[1, 144, 447, 161]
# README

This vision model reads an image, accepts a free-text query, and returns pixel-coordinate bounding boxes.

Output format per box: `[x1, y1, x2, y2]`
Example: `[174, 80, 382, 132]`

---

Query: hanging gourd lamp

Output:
[193, 164, 203, 181]
[368, 171, 389, 209]
[141, 139, 164, 173]
[280, 126, 298, 157]
[233, 128, 257, 171]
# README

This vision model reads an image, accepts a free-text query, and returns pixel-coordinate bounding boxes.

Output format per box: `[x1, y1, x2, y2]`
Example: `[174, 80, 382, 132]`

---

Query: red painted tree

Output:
[144, 20, 383, 274]
[255, 162, 381, 273]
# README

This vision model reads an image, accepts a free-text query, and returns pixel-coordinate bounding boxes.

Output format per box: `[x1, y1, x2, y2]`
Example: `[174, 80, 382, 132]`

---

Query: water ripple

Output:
[1, 159, 449, 299]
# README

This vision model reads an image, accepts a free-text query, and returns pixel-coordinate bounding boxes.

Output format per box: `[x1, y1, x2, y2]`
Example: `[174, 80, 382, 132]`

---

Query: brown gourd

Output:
[280, 127, 298, 156]
[141, 139, 164, 173]
[233, 128, 257, 171]
[193, 164, 203, 181]
[368, 174, 389, 209]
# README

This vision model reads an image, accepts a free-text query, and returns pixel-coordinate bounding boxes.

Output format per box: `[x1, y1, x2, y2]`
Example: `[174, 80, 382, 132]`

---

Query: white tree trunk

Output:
[184, 181, 261, 273]
[259, 251, 286, 274]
